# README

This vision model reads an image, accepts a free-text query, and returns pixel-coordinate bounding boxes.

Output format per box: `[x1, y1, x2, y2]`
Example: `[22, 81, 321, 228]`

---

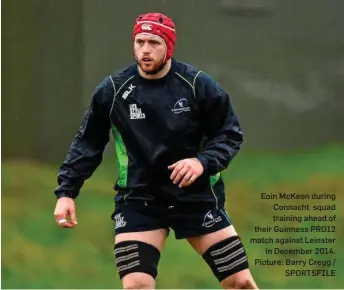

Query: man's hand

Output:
[54, 197, 78, 228]
[168, 158, 204, 188]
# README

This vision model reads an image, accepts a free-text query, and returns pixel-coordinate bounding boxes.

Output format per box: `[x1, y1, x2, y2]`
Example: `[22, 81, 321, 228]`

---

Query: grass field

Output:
[2, 144, 344, 288]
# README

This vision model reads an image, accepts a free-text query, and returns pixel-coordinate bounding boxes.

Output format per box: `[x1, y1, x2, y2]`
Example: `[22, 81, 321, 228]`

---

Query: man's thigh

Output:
[187, 225, 238, 255]
[114, 229, 169, 288]
[112, 201, 169, 285]
[187, 225, 257, 288]
[115, 229, 168, 251]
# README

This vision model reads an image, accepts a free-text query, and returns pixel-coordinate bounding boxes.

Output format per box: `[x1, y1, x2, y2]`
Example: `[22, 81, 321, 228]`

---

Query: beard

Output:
[137, 58, 166, 75]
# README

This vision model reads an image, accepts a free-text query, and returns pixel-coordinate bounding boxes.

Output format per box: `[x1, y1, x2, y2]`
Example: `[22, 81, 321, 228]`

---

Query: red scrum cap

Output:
[133, 13, 176, 61]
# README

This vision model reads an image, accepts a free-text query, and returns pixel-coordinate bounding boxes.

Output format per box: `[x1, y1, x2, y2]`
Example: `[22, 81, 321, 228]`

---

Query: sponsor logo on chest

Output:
[129, 104, 146, 119]
[122, 84, 136, 100]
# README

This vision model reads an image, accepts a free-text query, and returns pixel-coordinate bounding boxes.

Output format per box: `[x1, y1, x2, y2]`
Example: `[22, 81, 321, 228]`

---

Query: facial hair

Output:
[136, 58, 166, 75]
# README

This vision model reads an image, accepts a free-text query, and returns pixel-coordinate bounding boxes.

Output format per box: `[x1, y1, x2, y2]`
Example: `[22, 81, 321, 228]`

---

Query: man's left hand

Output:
[168, 158, 204, 188]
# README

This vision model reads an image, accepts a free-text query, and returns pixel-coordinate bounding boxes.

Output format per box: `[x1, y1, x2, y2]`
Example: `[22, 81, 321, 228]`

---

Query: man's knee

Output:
[221, 273, 256, 289]
[122, 272, 155, 289]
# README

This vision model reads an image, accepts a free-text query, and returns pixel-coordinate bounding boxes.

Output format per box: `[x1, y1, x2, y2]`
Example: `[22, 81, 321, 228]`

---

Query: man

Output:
[54, 12, 258, 289]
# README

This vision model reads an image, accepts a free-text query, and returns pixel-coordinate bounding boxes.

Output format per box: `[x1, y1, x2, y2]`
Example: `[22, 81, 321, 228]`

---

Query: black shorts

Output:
[111, 181, 232, 239]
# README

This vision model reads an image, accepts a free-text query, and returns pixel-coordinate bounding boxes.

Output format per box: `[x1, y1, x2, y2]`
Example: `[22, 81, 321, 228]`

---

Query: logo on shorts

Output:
[114, 213, 127, 229]
[202, 210, 222, 228]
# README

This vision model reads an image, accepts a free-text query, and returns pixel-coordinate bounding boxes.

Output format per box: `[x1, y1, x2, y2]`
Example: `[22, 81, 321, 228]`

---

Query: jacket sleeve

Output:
[195, 72, 244, 175]
[54, 79, 112, 199]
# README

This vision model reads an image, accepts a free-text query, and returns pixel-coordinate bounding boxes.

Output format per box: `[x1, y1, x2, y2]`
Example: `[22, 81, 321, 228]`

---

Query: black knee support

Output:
[114, 240, 161, 279]
[202, 236, 249, 282]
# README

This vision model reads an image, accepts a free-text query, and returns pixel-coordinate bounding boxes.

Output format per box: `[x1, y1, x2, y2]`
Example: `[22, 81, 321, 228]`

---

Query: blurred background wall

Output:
[3, 0, 344, 163]
[2, 0, 344, 289]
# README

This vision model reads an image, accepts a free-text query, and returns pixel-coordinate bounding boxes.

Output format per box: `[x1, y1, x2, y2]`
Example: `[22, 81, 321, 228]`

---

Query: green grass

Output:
[2, 145, 344, 288]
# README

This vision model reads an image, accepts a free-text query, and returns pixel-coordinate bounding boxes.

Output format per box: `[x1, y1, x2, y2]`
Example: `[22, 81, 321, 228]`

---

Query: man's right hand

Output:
[54, 197, 78, 228]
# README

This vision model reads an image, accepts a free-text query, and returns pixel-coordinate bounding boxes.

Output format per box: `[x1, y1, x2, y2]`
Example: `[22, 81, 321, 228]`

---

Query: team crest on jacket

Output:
[171, 98, 191, 114]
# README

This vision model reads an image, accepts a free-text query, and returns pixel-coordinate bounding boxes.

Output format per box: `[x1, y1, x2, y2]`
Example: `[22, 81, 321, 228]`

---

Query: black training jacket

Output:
[54, 58, 243, 207]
